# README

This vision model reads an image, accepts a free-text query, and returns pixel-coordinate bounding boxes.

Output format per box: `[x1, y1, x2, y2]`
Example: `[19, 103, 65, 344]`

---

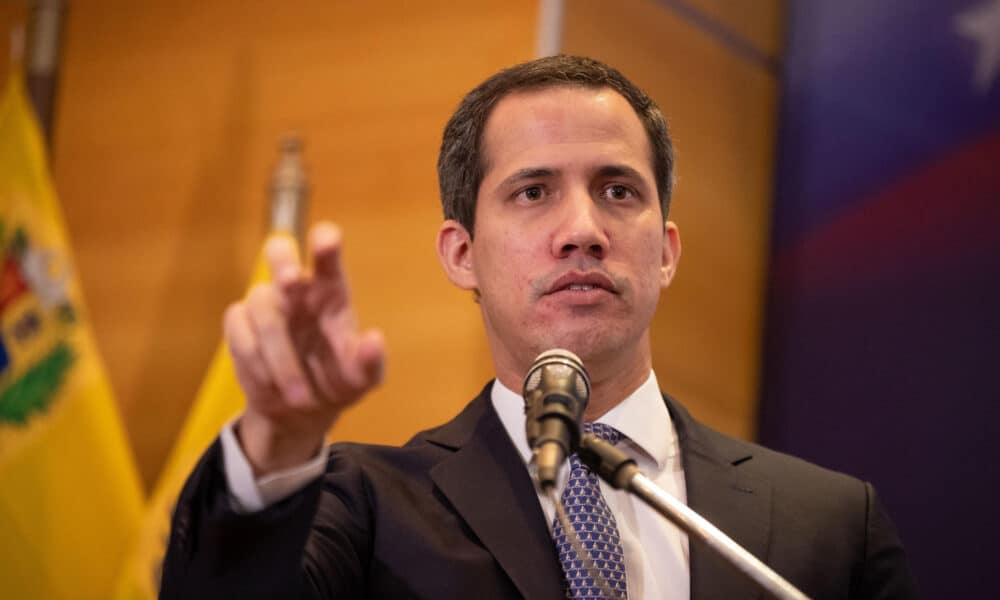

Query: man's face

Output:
[438, 85, 680, 379]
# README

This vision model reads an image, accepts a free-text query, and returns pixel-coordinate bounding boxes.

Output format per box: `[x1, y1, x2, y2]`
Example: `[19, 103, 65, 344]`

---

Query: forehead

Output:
[479, 85, 654, 181]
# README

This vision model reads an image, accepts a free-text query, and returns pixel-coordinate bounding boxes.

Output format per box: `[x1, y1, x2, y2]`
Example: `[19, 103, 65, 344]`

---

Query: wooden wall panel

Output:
[52, 0, 537, 488]
[562, 0, 783, 439]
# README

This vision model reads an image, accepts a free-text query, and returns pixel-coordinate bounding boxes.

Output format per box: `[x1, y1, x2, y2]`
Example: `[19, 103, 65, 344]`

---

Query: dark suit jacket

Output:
[160, 383, 917, 599]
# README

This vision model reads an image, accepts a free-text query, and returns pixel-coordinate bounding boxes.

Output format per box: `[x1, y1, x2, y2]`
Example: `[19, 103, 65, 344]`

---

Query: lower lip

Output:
[546, 287, 613, 304]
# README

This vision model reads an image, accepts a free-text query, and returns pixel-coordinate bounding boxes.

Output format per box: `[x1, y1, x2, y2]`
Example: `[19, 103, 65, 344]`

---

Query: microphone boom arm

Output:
[578, 435, 811, 600]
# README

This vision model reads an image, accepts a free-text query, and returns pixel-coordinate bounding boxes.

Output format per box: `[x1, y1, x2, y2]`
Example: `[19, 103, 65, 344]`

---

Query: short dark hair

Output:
[437, 55, 674, 235]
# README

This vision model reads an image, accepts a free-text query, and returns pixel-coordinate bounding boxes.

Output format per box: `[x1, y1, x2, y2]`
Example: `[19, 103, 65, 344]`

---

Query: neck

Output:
[579, 343, 652, 421]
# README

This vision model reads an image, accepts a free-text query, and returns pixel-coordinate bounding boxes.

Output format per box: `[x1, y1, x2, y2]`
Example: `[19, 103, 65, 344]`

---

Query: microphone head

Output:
[523, 349, 590, 447]
[523, 348, 590, 401]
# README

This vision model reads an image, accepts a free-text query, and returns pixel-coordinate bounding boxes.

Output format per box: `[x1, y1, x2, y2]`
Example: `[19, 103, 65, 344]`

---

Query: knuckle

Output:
[229, 338, 266, 380]
[228, 336, 260, 369]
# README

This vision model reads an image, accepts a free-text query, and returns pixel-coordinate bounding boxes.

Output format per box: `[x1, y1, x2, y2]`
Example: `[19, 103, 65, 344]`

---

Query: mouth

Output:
[545, 271, 619, 296]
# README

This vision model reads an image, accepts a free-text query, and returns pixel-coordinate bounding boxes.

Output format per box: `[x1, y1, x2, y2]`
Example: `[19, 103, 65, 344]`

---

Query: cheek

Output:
[630, 232, 669, 292]
[477, 230, 532, 291]
[492, 235, 548, 320]
[499, 226, 536, 265]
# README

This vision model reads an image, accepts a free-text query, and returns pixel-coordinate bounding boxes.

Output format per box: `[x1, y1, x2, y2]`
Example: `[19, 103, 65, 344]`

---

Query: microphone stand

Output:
[578, 435, 811, 600]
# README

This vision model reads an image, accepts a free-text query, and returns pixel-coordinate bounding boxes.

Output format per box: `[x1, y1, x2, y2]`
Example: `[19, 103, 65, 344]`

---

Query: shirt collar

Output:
[491, 370, 677, 470]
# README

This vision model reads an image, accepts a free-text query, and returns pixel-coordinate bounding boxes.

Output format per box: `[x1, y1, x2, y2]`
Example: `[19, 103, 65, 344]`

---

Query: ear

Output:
[660, 220, 681, 288]
[436, 219, 478, 291]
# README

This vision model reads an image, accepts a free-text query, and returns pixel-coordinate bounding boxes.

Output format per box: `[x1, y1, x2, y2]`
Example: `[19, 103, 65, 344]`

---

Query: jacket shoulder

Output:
[669, 393, 868, 504]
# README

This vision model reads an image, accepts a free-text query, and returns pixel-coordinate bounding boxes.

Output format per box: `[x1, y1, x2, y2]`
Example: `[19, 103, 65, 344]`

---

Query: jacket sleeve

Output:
[159, 439, 371, 599]
[851, 482, 920, 599]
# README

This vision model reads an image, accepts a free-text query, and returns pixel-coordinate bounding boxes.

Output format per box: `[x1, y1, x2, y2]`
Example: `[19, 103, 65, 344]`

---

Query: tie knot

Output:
[582, 422, 623, 445]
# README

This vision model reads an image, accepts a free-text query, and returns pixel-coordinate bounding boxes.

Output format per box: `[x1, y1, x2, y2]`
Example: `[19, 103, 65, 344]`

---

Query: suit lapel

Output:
[426, 387, 565, 600]
[421, 387, 774, 599]
[665, 395, 772, 600]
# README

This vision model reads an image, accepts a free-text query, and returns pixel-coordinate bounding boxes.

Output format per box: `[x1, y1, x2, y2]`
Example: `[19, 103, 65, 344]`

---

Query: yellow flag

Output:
[0, 73, 144, 597]
[114, 252, 269, 599]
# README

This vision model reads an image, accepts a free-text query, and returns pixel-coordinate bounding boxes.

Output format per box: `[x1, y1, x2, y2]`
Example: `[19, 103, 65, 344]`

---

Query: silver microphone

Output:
[522, 349, 590, 490]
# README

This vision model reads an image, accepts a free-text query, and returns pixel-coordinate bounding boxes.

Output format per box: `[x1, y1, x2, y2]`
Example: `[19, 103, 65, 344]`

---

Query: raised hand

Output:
[223, 222, 385, 475]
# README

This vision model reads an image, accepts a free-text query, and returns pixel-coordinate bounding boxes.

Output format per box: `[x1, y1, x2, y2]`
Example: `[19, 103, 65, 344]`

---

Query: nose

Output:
[551, 189, 609, 260]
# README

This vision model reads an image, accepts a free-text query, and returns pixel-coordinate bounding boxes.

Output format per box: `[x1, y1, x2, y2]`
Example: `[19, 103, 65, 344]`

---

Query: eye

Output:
[601, 184, 636, 202]
[515, 185, 545, 202]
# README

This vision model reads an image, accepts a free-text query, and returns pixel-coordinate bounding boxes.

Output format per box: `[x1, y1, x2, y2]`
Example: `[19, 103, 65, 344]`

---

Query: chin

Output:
[529, 323, 632, 366]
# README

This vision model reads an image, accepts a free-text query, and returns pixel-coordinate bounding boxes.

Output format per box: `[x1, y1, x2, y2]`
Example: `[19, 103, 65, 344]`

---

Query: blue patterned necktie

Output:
[552, 422, 628, 599]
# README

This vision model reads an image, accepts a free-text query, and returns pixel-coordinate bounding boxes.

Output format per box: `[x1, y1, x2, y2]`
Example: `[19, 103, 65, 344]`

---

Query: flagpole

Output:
[25, 0, 66, 150]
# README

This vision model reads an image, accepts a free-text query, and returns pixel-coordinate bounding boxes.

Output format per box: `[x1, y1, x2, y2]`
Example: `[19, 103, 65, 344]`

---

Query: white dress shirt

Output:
[221, 370, 689, 598]
[491, 372, 689, 599]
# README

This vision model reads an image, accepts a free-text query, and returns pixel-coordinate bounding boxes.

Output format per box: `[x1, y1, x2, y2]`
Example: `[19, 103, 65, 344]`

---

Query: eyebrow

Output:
[496, 167, 558, 191]
[595, 164, 645, 181]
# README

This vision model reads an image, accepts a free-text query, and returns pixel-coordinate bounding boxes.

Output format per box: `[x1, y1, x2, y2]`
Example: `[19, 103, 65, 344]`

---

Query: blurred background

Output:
[0, 0, 996, 597]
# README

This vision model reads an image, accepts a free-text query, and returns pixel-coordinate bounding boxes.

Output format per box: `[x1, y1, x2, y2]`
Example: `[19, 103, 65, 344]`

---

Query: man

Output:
[161, 56, 917, 599]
